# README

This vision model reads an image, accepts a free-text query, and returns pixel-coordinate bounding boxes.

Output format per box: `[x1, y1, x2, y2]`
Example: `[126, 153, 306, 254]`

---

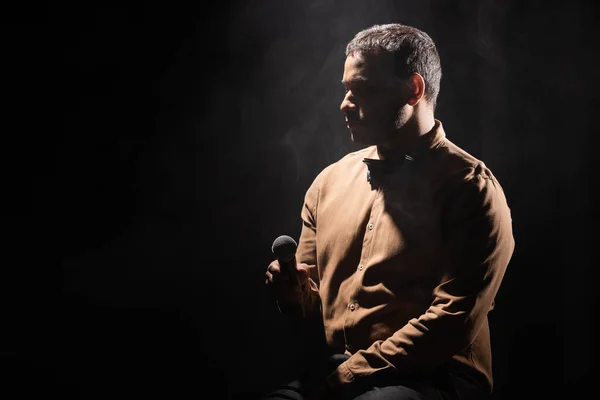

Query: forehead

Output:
[342, 51, 396, 84]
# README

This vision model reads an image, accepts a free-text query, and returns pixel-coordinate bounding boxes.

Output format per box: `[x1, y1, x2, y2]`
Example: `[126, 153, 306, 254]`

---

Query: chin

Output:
[350, 132, 369, 146]
[349, 127, 379, 147]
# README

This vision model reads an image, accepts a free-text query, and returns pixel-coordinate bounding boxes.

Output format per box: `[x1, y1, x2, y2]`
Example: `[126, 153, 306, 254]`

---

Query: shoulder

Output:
[428, 138, 500, 188]
[428, 140, 510, 213]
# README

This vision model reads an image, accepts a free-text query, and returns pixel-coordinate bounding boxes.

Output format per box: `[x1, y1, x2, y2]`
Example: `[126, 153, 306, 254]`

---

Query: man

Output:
[263, 23, 515, 400]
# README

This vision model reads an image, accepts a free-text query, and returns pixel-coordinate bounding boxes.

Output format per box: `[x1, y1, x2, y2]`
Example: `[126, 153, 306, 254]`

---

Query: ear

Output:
[406, 73, 426, 106]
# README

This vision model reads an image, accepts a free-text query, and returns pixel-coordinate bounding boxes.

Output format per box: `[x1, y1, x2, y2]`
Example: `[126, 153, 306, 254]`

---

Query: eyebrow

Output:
[341, 77, 368, 85]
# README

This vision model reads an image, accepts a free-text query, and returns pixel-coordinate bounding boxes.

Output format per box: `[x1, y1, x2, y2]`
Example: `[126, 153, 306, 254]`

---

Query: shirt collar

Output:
[362, 119, 446, 182]
[363, 119, 446, 167]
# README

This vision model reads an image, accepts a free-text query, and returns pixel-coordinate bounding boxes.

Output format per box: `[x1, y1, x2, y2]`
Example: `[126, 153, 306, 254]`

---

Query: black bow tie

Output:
[363, 155, 414, 183]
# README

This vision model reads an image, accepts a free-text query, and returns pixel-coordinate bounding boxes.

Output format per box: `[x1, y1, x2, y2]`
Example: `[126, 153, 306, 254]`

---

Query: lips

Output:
[346, 118, 363, 127]
[345, 111, 362, 126]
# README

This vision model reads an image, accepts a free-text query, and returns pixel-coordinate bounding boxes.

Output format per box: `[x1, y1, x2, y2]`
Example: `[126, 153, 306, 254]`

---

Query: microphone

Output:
[271, 235, 301, 287]
[271, 235, 306, 317]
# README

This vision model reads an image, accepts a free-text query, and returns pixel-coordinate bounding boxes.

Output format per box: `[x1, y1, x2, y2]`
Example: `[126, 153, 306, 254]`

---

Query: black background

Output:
[3, 0, 598, 399]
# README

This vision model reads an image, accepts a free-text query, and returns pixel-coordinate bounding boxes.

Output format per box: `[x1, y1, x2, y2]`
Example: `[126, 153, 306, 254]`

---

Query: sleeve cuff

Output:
[326, 361, 354, 388]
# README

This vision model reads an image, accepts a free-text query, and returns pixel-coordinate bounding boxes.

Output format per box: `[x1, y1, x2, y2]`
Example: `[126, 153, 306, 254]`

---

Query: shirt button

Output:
[368, 223, 374, 231]
[347, 344, 353, 350]
[358, 264, 364, 271]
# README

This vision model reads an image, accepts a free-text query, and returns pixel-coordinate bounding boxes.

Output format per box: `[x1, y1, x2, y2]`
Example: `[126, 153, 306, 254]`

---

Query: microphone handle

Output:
[276, 255, 306, 318]
[279, 255, 301, 287]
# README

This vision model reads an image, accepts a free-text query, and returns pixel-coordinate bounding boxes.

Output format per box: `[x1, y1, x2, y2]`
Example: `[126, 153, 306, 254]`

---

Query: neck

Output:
[376, 112, 435, 161]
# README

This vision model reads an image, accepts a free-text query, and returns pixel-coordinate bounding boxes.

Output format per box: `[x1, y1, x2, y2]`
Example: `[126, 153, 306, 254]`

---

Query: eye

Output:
[355, 86, 373, 95]
[351, 87, 365, 97]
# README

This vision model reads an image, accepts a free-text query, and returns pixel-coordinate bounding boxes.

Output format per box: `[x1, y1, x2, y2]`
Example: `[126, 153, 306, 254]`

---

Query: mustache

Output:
[345, 110, 362, 122]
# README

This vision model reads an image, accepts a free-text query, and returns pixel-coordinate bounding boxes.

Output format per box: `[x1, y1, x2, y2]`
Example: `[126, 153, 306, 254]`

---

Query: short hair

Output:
[345, 24, 442, 110]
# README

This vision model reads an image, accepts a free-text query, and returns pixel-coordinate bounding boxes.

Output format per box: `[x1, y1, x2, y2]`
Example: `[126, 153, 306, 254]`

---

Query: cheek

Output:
[366, 101, 401, 123]
[359, 94, 402, 121]
[388, 99, 406, 119]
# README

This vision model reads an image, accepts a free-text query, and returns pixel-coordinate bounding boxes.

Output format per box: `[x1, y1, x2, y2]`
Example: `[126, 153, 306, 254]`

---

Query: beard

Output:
[350, 106, 410, 146]
[394, 105, 410, 131]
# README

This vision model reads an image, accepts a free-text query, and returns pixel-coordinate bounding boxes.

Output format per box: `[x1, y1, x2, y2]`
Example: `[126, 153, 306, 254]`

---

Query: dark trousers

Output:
[261, 355, 490, 400]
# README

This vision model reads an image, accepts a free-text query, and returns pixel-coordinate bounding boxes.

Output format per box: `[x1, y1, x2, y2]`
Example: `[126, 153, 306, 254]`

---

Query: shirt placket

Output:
[342, 187, 384, 352]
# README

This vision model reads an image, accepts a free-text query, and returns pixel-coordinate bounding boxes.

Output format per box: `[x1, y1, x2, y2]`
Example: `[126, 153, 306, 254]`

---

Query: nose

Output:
[340, 91, 356, 114]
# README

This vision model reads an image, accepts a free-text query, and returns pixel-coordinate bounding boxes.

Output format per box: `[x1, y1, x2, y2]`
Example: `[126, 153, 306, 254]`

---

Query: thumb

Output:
[296, 264, 310, 286]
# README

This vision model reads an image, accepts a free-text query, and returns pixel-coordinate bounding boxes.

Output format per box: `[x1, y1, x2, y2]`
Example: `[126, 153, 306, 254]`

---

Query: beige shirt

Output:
[295, 120, 515, 394]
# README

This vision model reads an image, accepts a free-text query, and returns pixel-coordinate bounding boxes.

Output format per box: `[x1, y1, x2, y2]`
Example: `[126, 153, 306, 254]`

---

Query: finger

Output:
[296, 265, 310, 285]
[270, 261, 285, 274]
[267, 260, 281, 272]
[266, 260, 281, 275]
[265, 270, 274, 284]
[266, 264, 291, 285]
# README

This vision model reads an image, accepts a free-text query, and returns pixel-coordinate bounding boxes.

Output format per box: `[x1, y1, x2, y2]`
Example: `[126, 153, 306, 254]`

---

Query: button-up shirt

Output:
[295, 119, 515, 394]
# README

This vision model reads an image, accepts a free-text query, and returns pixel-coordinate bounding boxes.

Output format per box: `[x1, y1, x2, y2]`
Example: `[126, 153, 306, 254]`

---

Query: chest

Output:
[316, 173, 442, 264]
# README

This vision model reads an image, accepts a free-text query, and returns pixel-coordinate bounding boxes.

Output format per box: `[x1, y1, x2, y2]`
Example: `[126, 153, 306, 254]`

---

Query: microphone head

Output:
[272, 235, 297, 261]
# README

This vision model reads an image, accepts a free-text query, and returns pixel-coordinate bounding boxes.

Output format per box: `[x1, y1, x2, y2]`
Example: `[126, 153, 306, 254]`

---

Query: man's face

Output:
[340, 51, 408, 146]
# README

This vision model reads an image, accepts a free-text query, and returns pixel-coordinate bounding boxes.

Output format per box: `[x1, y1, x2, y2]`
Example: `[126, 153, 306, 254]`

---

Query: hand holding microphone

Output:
[265, 235, 309, 311]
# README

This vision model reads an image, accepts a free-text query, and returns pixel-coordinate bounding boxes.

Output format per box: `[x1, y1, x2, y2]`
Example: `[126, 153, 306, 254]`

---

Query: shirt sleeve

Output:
[295, 170, 325, 316]
[327, 171, 515, 392]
